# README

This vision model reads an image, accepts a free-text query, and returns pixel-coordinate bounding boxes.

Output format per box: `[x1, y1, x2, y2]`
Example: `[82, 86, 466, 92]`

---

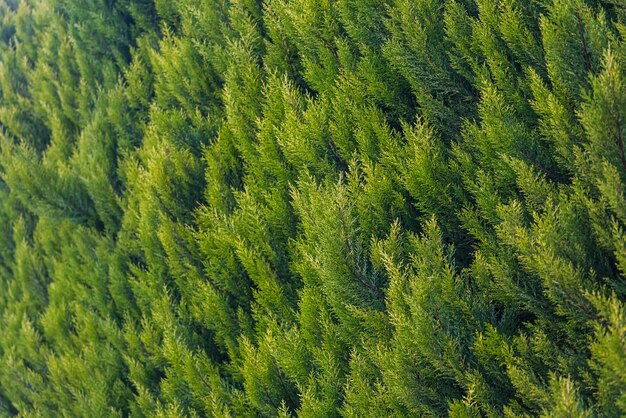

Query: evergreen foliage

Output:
[1, 0, 626, 416]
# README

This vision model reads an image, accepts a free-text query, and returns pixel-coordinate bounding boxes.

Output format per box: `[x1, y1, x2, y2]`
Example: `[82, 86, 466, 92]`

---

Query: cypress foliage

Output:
[2, 0, 626, 416]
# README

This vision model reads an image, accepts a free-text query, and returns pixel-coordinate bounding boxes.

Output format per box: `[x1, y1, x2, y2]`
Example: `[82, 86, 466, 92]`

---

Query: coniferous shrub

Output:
[1, 0, 626, 416]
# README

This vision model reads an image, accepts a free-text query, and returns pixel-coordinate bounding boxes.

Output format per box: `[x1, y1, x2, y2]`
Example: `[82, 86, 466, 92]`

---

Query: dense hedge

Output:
[1, 0, 626, 416]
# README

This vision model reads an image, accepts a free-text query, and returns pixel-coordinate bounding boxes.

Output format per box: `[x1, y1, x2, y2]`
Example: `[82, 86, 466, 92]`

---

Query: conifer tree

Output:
[2, 0, 626, 416]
